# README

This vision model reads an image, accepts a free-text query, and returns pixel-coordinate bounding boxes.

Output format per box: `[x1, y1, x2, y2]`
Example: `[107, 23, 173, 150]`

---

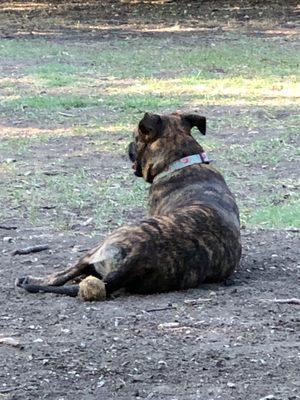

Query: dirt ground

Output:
[0, 0, 299, 41]
[0, 1, 299, 399]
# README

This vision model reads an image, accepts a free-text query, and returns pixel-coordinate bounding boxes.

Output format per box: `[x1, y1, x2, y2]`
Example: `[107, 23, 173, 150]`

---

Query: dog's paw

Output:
[15, 276, 46, 294]
[15, 275, 45, 288]
[15, 276, 28, 288]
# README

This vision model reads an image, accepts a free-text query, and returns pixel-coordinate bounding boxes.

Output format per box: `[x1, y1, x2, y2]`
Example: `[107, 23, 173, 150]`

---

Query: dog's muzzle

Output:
[128, 142, 143, 177]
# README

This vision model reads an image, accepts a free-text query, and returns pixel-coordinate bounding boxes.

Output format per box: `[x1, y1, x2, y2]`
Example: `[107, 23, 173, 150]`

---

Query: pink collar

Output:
[153, 152, 211, 183]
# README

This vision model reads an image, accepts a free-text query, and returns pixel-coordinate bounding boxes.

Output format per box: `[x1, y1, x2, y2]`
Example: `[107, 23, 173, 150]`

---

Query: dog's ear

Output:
[139, 113, 162, 142]
[182, 114, 206, 135]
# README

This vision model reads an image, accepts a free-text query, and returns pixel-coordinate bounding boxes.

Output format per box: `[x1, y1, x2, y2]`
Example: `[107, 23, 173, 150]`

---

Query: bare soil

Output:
[0, 0, 299, 42]
[0, 1, 299, 399]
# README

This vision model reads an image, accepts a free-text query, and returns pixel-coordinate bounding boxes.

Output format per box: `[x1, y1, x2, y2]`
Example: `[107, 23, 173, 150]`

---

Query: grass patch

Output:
[36, 72, 84, 88]
[106, 93, 184, 112]
[107, 76, 299, 107]
[94, 177, 148, 229]
[93, 138, 128, 154]
[85, 37, 299, 79]
[2, 94, 101, 110]
[1, 35, 299, 126]
[1, 36, 299, 79]
[246, 198, 300, 229]
[2, 168, 148, 229]
[224, 137, 298, 165]
[2, 91, 183, 115]
[0, 137, 42, 154]
[0, 40, 66, 61]
[30, 63, 91, 88]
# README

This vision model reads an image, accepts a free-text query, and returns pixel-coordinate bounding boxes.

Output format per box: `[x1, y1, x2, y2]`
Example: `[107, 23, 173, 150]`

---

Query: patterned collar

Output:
[153, 152, 211, 183]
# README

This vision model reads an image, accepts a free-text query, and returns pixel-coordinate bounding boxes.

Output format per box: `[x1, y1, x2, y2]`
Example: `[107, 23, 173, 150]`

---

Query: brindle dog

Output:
[16, 112, 241, 301]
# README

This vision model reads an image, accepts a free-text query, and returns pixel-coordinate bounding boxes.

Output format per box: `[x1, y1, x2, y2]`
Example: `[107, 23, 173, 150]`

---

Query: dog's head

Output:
[128, 112, 206, 183]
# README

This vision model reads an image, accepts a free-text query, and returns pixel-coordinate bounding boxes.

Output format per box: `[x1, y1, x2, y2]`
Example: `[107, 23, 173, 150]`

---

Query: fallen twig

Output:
[0, 225, 17, 230]
[184, 298, 212, 305]
[145, 305, 176, 313]
[158, 322, 180, 329]
[0, 385, 25, 394]
[0, 337, 23, 348]
[12, 244, 50, 256]
[58, 111, 76, 117]
[40, 205, 56, 210]
[42, 170, 63, 176]
[260, 298, 300, 305]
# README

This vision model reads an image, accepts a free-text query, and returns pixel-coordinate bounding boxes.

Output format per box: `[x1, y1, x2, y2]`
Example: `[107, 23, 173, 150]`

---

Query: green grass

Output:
[0, 137, 35, 154]
[246, 198, 300, 229]
[1, 36, 299, 116]
[3, 168, 148, 229]
[1, 37, 299, 79]
[0, 40, 67, 60]
[223, 136, 299, 165]
[0, 34, 299, 230]
[2, 94, 103, 110]
[28, 63, 92, 88]
[84, 38, 299, 78]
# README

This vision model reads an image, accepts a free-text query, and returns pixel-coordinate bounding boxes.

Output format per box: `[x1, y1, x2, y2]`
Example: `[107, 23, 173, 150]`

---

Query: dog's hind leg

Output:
[15, 240, 125, 299]
[15, 244, 102, 289]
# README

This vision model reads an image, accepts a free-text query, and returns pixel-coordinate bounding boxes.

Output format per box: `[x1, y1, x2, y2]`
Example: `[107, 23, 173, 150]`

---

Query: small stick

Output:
[260, 298, 300, 305]
[34, 356, 59, 361]
[145, 306, 176, 313]
[0, 225, 17, 230]
[42, 171, 62, 176]
[12, 245, 50, 256]
[0, 385, 25, 393]
[0, 337, 22, 348]
[184, 298, 212, 305]
[58, 112, 76, 117]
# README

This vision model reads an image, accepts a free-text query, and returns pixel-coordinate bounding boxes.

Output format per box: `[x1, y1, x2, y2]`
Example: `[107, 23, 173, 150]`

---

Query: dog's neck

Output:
[153, 152, 211, 183]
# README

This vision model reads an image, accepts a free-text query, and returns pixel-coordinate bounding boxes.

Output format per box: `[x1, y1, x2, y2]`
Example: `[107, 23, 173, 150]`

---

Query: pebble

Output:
[227, 382, 236, 388]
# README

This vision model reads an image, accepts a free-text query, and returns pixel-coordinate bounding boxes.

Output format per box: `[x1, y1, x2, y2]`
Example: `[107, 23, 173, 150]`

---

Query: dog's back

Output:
[147, 162, 241, 284]
[149, 163, 240, 229]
